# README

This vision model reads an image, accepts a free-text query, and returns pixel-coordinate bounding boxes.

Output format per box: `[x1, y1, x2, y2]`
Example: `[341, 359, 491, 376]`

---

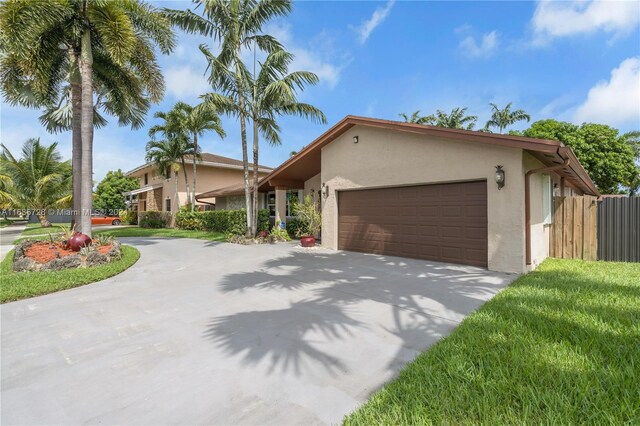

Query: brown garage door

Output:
[338, 181, 488, 267]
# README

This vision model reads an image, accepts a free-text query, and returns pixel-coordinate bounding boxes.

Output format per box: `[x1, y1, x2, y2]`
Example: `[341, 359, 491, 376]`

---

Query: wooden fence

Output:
[550, 195, 598, 260]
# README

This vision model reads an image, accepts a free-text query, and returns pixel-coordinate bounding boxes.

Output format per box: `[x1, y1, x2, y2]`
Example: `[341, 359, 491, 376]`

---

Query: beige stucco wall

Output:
[130, 164, 268, 212]
[320, 125, 529, 273]
[303, 173, 322, 210]
[524, 153, 550, 270]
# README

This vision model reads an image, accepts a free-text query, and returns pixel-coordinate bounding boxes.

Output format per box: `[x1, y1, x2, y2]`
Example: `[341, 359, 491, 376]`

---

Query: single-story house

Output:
[196, 116, 599, 273]
[124, 153, 272, 212]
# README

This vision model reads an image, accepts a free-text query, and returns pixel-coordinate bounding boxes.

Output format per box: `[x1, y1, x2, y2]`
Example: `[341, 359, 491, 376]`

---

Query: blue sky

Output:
[1, 0, 639, 184]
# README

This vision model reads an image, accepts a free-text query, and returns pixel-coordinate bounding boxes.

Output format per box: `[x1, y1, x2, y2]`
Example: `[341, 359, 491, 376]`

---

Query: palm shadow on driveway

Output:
[205, 248, 513, 378]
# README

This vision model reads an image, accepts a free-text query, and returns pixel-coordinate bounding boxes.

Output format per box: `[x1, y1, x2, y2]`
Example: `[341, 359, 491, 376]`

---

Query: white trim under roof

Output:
[123, 183, 163, 196]
[125, 160, 272, 176]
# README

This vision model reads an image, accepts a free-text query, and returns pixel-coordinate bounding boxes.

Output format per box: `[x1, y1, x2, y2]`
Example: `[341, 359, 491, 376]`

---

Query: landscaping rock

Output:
[13, 255, 37, 272]
[12, 238, 123, 272]
[106, 241, 122, 259]
[85, 251, 108, 267]
[47, 255, 82, 271]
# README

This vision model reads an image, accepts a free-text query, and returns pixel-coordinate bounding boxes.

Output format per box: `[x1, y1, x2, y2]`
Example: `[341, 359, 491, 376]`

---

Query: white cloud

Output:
[164, 65, 210, 100]
[353, 0, 395, 44]
[459, 31, 499, 59]
[539, 94, 576, 120]
[574, 57, 640, 125]
[532, 0, 640, 43]
[262, 23, 347, 89]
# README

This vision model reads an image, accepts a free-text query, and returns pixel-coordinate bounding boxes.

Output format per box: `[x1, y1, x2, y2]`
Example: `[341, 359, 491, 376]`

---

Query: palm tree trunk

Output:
[181, 156, 190, 210]
[239, 101, 252, 237]
[191, 133, 197, 212]
[70, 51, 82, 232]
[79, 26, 93, 237]
[236, 64, 252, 238]
[250, 41, 259, 235]
[251, 115, 260, 235]
[173, 168, 179, 227]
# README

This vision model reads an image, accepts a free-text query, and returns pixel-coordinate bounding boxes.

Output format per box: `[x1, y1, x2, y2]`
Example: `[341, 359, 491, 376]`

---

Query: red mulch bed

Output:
[25, 241, 112, 264]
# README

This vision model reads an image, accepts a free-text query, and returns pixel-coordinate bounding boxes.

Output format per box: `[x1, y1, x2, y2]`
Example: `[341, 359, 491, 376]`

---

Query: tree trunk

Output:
[239, 100, 252, 237]
[236, 62, 252, 238]
[181, 156, 190, 211]
[70, 51, 82, 232]
[250, 40, 259, 235]
[172, 168, 179, 227]
[251, 116, 260, 234]
[191, 133, 197, 211]
[79, 27, 93, 237]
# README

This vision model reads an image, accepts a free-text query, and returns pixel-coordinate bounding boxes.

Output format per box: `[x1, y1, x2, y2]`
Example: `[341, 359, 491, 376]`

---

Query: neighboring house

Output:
[124, 153, 272, 213]
[197, 116, 599, 274]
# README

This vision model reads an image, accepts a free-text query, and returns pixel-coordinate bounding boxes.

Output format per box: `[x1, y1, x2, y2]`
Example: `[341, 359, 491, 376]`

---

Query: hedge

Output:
[286, 217, 304, 238]
[176, 209, 270, 234]
[119, 210, 138, 225]
[139, 211, 171, 228]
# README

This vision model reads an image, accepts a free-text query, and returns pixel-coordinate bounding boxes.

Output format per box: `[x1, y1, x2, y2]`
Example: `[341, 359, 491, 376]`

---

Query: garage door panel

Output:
[419, 206, 438, 218]
[338, 181, 487, 267]
[419, 244, 439, 258]
[466, 226, 486, 239]
[420, 225, 438, 237]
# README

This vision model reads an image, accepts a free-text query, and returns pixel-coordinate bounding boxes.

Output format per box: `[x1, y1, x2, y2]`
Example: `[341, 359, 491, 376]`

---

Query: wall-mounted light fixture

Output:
[353, 135, 359, 144]
[321, 182, 329, 198]
[495, 165, 505, 190]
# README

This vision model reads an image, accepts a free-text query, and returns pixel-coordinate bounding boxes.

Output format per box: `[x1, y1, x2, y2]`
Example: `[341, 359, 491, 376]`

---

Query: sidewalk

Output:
[0, 223, 27, 261]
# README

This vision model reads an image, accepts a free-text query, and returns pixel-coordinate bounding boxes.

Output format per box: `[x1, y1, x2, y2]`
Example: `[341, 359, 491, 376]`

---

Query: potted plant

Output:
[292, 195, 321, 247]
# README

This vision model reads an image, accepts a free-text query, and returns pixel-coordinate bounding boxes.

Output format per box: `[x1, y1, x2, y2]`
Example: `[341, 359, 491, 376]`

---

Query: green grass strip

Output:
[94, 227, 226, 241]
[14, 227, 227, 243]
[1, 245, 140, 303]
[343, 258, 640, 425]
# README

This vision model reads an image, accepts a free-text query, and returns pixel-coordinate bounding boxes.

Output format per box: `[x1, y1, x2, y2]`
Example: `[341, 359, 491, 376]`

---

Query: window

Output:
[165, 198, 171, 212]
[144, 173, 148, 185]
[265, 190, 301, 217]
[542, 174, 552, 225]
[266, 192, 276, 216]
[286, 191, 299, 216]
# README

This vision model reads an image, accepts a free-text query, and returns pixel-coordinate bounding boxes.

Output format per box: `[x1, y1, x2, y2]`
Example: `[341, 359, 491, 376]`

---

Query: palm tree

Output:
[0, 0, 174, 236]
[166, 0, 292, 237]
[245, 48, 326, 234]
[0, 139, 72, 225]
[148, 107, 197, 209]
[170, 102, 226, 211]
[399, 110, 434, 125]
[0, 170, 16, 210]
[485, 102, 531, 134]
[145, 137, 189, 218]
[430, 107, 477, 130]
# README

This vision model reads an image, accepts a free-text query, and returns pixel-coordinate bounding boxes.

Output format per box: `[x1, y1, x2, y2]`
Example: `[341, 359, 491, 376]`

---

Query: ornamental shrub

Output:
[175, 211, 203, 230]
[175, 209, 270, 235]
[139, 211, 170, 228]
[286, 217, 304, 238]
[119, 210, 138, 225]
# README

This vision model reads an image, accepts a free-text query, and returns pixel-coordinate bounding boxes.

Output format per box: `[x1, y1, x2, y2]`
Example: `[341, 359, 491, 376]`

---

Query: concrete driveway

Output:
[1, 238, 516, 425]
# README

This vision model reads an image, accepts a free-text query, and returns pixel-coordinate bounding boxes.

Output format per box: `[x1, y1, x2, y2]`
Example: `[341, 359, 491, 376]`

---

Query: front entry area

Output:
[337, 180, 488, 267]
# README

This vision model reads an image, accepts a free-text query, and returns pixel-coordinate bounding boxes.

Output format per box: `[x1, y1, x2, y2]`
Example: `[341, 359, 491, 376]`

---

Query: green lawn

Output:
[344, 259, 640, 425]
[1, 245, 140, 303]
[93, 227, 226, 241]
[0, 218, 25, 228]
[19, 226, 226, 242]
[14, 227, 226, 245]
[21, 223, 71, 236]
